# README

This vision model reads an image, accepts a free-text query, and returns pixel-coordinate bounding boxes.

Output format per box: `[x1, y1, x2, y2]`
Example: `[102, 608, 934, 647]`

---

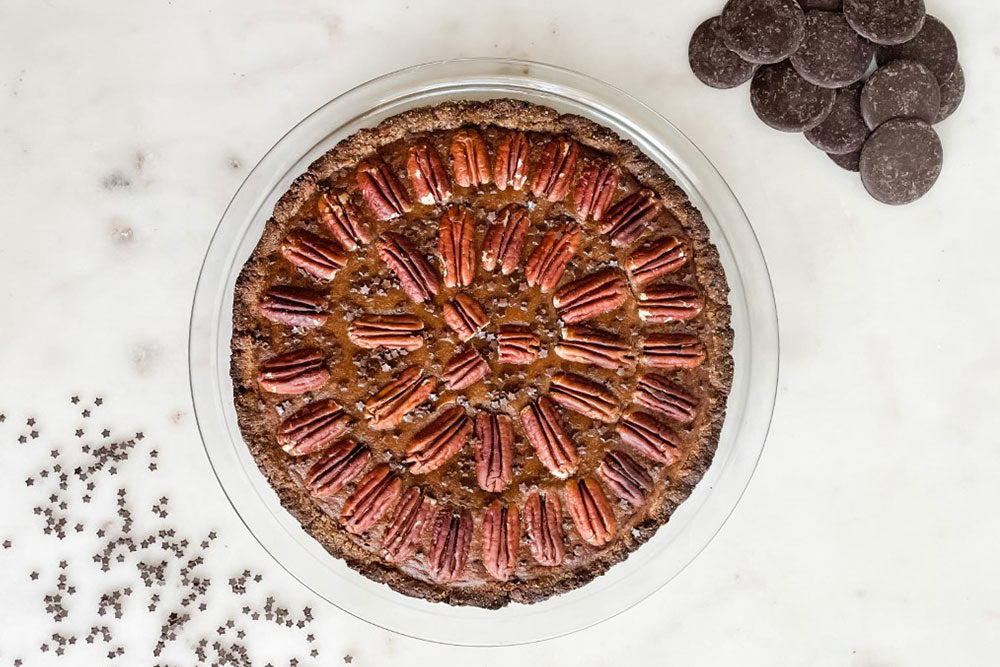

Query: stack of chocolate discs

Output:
[688, 0, 964, 205]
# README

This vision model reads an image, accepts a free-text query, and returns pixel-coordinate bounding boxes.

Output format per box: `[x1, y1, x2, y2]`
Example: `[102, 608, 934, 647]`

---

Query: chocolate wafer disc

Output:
[860, 118, 942, 204]
[689, 16, 758, 89]
[805, 84, 869, 154]
[843, 0, 926, 46]
[721, 0, 806, 64]
[750, 60, 836, 131]
[876, 15, 958, 83]
[860, 59, 940, 129]
[935, 62, 965, 123]
[800, 0, 842, 9]
[828, 149, 862, 171]
[791, 10, 876, 88]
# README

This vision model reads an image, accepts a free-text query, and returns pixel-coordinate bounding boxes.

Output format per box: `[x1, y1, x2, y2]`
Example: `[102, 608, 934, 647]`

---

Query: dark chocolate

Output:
[720, 0, 806, 64]
[860, 59, 940, 129]
[689, 16, 758, 89]
[859, 118, 942, 204]
[790, 10, 875, 88]
[750, 60, 837, 131]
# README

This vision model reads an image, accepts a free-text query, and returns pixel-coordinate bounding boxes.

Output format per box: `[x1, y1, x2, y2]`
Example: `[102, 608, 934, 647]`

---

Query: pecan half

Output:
[616, 411, 682, 464]
[524, 491, 565, 566]
[280, 228, 347, 281]
[364, 366, 436, 430]
[601, 188, 660, 247]
[381, 486, 434, 564]
[405, 407, 472, 474]
[552, 269, 629, 324]
[638, 284, 704, 323]
[598, 450, 654, 506]
[482, 499, 520, 582]
[493, 130, 530, 191]
[573, 160, 619, 221]
[406, 140, 452, 205]
[317, 193, 373, 251]
[429, 506, 473, 583]
[304, 439, 369, 498]
[497, 324, 540, 364]
[258, 286, 328, 328]
[438, 207, 476, 288]
[531, 137, 579, 202]
[549, 372, 621, 423]
[524, 223, 582, 292]
[442, 293, 488, 342]
[626, 236, 689, 286]
[376, 233, 441, 303]
[565, 477, 617, 547]
[356, 158, 412, 220]
[642, 333, 706, 369]
[555, 325, 635, 370]
[257, 348, 329, 395]
[348, 313, 424, 351]
[449, 129, 491, 188]
[340, 464, 402, 534]
[482, 204, 529, 275]
[277, 399, 351, 455]
[520, 397, 578, 479]
[474, 413, 514, 493]
[634, 374, 698, 423]
[441, 346, 489, 391]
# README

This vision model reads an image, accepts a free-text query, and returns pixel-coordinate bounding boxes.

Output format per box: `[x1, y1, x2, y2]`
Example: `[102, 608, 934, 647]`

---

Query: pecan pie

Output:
[231, 99, 733, 608]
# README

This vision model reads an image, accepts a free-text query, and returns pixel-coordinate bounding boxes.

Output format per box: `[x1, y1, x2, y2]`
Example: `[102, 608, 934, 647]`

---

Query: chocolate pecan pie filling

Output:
[231, 99, 733, 608]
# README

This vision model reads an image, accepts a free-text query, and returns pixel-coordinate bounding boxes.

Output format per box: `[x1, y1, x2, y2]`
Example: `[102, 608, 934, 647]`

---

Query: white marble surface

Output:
[1, 0, 999, 664]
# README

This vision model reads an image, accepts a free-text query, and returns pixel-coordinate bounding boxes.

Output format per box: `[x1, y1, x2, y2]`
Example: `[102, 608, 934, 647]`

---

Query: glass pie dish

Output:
[189, 58, 778, 646]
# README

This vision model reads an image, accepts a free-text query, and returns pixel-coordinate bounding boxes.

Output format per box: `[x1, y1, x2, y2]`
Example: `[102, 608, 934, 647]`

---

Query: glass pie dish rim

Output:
[188, 57, 779, 646]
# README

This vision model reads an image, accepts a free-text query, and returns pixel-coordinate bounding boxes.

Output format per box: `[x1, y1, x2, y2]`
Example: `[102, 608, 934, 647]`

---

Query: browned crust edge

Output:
[229, 98, 734, 608]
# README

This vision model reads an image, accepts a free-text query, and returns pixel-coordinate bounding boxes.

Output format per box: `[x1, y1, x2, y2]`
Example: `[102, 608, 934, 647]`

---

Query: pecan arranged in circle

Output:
[317, 193, 373, 251]
[493, 130, 530, 191]
[376, 233, 441, 303]
[552, 269, 629, 324]
[405, 406, 473, 474]
[637, 284, 704, 323]
[280, 229, 347, 281]
[381, 486, 434, 564]
[348, 313, 424, 351]
[449, 129, 492, 188]
[520, 397, 579, 479]
[555, 325, 635, 370]
[641, 333, 706, 369]
[634, 374, 698, 423]
[573, 160, 619, 222]
[531, 137, 579, 202]
[524, 222, 582, 292]
[565, 477, 617, 547]
[616, 411, 682, 464]
[601, 188, 660, 247]
[524, 491, 565, 566]
[497, 324, 540, 365]
[429, 505, 474, 583]
[364, 366, 436, 430]
[341, 464, 402, 534]
[258, 286, 328, 328]
[482, 204, 529, 275]
[598, 450, 654, 506]
[626, 236, 689, 286]
[548, 372, 621, 423]
[441, 346, 490, 391]
[257, 348, 330, 395]
[442, 293, 488, 342]
[482, 499, 520, 582]
[304, 439, 370, 498]
[474, 412, 514, 493]
[438, 207, 476, 288]
[356, 158, 412, 220]
[277, 399, 351, 455]
[406, 140, 452, 205]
